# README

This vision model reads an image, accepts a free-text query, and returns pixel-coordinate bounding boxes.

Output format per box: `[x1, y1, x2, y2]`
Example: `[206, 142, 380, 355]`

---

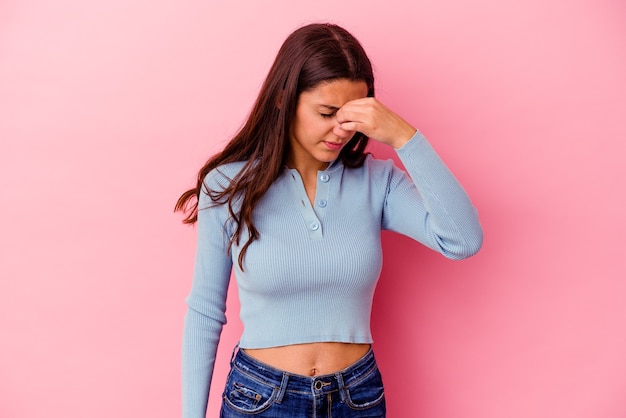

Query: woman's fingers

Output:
[337, 98, 416, 148]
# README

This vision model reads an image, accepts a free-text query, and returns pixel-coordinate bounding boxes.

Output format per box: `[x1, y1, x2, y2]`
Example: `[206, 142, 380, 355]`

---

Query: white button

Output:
[318, 199, 327, 208]
[319, 174, 330, 182]
[310, 222, 320, 231]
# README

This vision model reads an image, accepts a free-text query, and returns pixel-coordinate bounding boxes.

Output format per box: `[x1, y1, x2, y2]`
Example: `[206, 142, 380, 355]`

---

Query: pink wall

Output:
[1, 0, 625, 417]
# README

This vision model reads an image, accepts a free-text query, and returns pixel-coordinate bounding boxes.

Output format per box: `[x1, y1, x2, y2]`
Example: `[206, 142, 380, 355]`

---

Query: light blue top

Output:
[182, 131, 483, 417]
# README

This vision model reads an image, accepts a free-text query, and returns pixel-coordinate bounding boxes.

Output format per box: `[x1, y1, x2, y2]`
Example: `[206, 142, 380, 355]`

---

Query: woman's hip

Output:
[220, 345, 386, 417]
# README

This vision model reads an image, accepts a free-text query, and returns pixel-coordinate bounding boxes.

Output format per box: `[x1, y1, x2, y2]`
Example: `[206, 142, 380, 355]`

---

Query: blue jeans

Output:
[220, 346, 386, 417]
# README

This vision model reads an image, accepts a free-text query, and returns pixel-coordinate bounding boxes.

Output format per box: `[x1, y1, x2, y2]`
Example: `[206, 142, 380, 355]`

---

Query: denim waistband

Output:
[230, 345, 378, 401]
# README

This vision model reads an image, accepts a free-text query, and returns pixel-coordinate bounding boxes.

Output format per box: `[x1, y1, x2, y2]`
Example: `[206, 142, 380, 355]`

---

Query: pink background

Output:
[1, 0, 625, 417]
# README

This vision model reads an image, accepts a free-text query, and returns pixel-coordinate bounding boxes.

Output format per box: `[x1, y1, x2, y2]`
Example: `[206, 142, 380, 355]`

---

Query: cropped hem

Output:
[239, 334, 374, 349]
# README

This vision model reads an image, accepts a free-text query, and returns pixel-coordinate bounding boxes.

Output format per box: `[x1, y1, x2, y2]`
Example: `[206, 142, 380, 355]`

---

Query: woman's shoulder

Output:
[344, 154, 406, 191]
[203, 161, 248, 188]
[361, 153, 399, 177]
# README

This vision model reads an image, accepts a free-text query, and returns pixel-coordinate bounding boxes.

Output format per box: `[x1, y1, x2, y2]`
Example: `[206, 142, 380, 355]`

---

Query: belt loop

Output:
[229, 342, 240, 367]
[335, 372, 347, 402]
[275, 373, 289, 403]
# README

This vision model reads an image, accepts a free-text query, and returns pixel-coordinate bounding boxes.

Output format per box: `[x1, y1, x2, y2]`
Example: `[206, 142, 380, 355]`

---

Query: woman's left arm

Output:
[386, 131, 483, 259]
[337, 98, 483, 259]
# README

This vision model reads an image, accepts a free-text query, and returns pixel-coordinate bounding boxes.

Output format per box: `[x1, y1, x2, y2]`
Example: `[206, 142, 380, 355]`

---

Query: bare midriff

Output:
[243, 342, 371, 377]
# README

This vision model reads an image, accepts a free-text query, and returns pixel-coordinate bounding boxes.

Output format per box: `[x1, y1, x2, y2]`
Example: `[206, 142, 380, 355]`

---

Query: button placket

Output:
[286, 169, 323, 239]
[315, 171, 330, 213]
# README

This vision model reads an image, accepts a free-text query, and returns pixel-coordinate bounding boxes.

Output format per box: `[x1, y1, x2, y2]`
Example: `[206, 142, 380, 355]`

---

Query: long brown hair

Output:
[175, 23, 375, 268]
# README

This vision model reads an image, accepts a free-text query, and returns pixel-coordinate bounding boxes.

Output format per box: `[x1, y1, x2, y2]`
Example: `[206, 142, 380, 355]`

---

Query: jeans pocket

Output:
[345, 367, 386, 410]
[222, 367, 278, 414]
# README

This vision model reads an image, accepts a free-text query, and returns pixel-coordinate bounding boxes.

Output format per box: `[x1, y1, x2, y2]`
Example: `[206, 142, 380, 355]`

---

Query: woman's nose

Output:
[333, 123, 352, 139]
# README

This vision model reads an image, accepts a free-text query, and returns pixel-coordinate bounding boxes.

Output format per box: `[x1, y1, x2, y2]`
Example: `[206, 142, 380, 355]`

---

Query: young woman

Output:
[176, 23, 483, 418]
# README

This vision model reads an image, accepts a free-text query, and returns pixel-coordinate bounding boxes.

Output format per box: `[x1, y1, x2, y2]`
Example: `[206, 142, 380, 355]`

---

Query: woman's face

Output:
[287, 78, 368, 172]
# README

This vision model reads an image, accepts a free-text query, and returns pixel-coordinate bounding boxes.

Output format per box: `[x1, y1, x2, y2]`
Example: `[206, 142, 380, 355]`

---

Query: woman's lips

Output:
[323, 141, 343, 150]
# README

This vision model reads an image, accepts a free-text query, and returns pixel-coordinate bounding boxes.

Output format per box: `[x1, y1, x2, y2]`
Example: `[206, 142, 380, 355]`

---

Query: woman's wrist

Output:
[390, 127, 418, 149]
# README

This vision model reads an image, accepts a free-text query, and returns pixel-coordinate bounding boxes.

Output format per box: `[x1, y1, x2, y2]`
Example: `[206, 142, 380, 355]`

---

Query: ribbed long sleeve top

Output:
[182, 131, 483, 417]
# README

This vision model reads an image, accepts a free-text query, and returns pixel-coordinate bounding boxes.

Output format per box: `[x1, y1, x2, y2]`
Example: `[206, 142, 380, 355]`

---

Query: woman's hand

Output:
[335, 97, 417, 149]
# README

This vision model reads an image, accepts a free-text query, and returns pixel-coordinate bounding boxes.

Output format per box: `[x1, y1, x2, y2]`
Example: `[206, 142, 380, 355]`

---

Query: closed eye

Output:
[319, 104, 339, 119]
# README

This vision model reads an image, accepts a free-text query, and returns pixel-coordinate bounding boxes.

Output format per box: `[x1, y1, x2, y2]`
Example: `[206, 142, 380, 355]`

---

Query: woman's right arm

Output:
[182, 171, 234, 418]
